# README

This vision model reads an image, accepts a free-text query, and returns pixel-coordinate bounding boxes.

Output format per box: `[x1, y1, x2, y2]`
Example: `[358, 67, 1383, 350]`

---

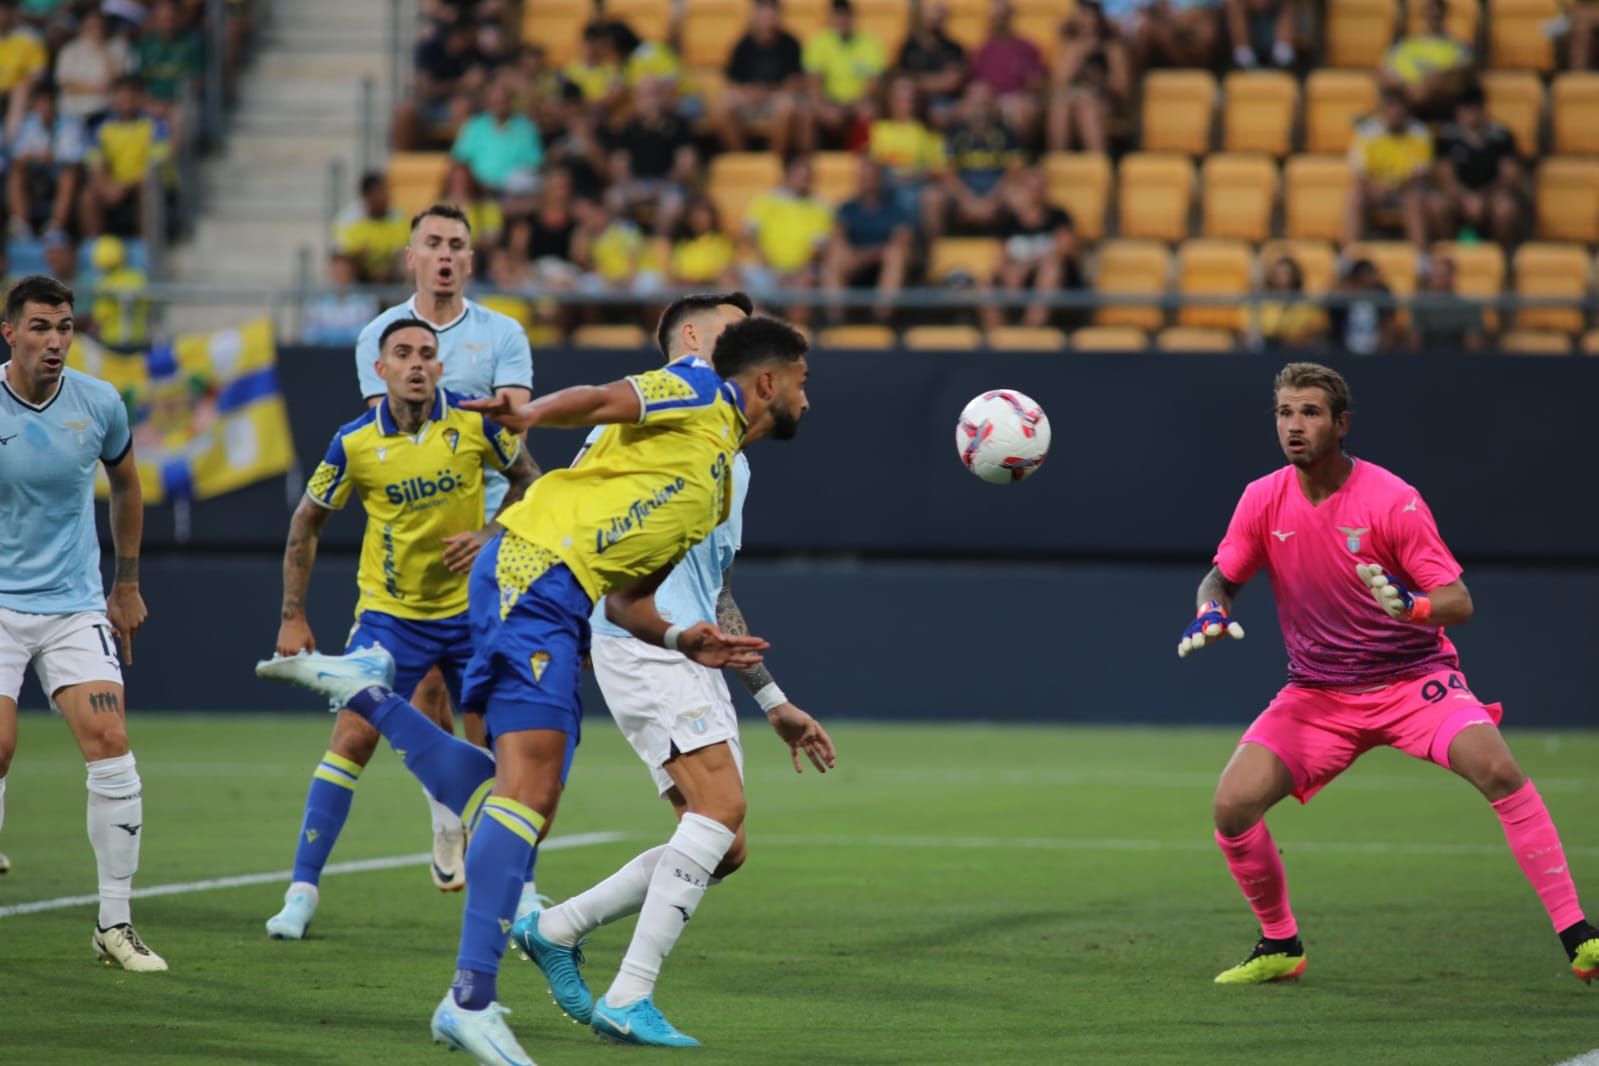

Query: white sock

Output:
[539, 844, 669, 947]
[608, 816, 734, 1008]
[86, 753, 141, 929]
[425, 787, 462, 834]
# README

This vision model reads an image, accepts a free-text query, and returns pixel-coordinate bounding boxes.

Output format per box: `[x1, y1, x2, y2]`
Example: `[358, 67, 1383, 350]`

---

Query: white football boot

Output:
[430, 991, 536, 1065]
[265, 886, 319, 939]
[93, 923, 168, 972]
[254, 646, 396, 710]
[432, 827, 466, 892]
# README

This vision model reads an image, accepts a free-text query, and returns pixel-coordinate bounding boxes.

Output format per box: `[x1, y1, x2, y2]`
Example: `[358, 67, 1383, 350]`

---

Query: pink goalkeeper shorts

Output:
[1240, 668, 1504, 804]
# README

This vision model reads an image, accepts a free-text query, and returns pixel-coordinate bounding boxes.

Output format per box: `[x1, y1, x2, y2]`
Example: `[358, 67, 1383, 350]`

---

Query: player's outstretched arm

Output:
[1177, 566, 1246, 659]
[460, 380, 641, 433]
[716, 566, 835, 773]
[1356, 566, 1473, 627]
[606, 566, 769, 670]
[277, 497, 332, 656]
[103, 446, 146, 665]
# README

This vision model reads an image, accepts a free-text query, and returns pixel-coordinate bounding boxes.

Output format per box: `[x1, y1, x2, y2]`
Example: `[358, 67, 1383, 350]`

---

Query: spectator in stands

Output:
[868, 74, 945, 215]
[924, 80, 1026, 238]
[1328, 257, 1402, 354]
[43, 228, 78, 285]
[441, 160, 504, 250]
[0, 0, 46, 122]
[741, 153, 833, 324]
[1133, 0, 1222, 71]
[898, 0, 966, 126]
[1410, 255, 1485, 349]
[985, 167, 1080, 330]
[88, 233, 150, 348]
[1047, 0, 1129, 153]
[80, 74, 168, 239]
[621, 23, 688, 114]
[508, 43, 566, 136]
[564, 21, 624, 120]
[1344, 89, 1431, 252]
[506, 164, 587, 287]
[135, 0, 202, 139]
[801, 0, 887, 150]
[394, 19, 485, 150]
[478, 246, 535, 329]
[8, 83, 85, 239]
[604, 75, 697, 237]
[1427, 83, 1523, 248]
[451, 77, 543, 193]
[1251, 254, 1327, 350]
[821, 158, 913, 324]
[55, 8, 132, 125]
[712, 0, 803, 156]
[333, 171, 408, 283]
[579, 202, 666, 296]
[669, 196, 737, 288]
[301, 253, 381, 346]
[1568, 1, 1599, 69]
[970, 0, 1044, 141]
[1381, 0, 1473, 121]
[1226, 0, 1297, 68]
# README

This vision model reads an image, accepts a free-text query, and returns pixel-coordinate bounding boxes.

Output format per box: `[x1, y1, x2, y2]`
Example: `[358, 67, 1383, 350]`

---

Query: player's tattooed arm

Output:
[716, 567, 776, 696]
[1196, 566, 1243, 615]
[277, 499, 332, 655]
[491, 447, 540, 521]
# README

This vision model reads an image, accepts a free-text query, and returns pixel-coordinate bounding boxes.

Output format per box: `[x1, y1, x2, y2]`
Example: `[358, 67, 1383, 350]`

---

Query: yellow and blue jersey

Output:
[306, 388, 520, 620]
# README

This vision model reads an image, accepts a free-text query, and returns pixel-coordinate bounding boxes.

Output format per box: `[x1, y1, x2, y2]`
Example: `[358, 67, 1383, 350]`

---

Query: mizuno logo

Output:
[673, 905, 693, 924]
[115, 823, 141, 836]
[1403, 496, 1418, 512]
[1271, 530, 1295, 542]
[0, 433, 14, 445]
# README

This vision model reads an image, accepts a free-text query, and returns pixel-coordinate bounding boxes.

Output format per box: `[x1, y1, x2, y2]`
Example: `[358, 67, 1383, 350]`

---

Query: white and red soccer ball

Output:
[955, 389, 1051, 484]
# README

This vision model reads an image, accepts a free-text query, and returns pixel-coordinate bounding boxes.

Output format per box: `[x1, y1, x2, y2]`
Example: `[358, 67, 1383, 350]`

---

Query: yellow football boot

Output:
[1214, 936, 1306, 985]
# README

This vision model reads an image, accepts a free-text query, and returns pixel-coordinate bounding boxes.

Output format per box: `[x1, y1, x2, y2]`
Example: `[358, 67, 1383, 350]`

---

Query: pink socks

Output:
[1216, 821, 1298, 940]
[1493, 780, 1585, 932]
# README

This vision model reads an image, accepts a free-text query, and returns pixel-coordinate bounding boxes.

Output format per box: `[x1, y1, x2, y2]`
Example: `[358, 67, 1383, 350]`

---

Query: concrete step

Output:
[258, 25, 395, 53]
[238, 77, 392, 112]
[245, 51, 390, 83]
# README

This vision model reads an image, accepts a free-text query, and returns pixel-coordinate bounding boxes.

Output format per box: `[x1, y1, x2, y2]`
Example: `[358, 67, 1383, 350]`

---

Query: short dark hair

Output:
[359, 171, 385, 196]
[654, 291, 754, 357]
[379, 316, 439, 351]
[1274, 362, 1352, 420]
[113, 73, 144, 93]
[410, 201, 473, 235]
[711, 315, 809, 378]
[5, 274, 74, 324]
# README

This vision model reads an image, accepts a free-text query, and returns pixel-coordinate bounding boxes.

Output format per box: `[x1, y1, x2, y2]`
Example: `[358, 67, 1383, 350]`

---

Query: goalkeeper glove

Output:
[1355, 563, 1433, 622]
[1177, 600, 1245, 658]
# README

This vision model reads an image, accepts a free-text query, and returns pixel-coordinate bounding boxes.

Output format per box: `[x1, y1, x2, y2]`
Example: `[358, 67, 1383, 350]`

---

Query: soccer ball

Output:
[955, 389, 1051, 484]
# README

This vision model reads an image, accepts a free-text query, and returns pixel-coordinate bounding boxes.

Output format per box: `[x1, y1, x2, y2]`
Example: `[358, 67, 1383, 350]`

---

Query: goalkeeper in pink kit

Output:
[1179, 361, 1599, 985]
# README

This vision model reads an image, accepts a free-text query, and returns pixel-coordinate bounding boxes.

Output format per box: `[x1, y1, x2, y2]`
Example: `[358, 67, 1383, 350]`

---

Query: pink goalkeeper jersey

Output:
[1214, 458, 1464, 688]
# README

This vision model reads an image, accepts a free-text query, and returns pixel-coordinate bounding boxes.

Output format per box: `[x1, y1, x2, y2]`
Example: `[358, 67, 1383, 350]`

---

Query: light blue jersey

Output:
[355, 296, 533, 513]
[0, 364, 132, 615]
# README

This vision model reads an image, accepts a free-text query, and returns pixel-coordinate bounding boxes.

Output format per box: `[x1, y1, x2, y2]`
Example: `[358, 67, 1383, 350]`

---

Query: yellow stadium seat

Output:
[1581, 329, 1599, 354]
[1201, 153, 1277, 242]
[1304, 70, 1379, 154]
[1176, 239, 1251, 331]
[1490, 0, 1559, 71]
[1156, 327, 1237, 351]
[782, 0, 829, 41]
[1260, 239, 1339, 295]
[1326, 0, 1398, 68]
[1346, 241, 1419, 296]
[1535, 158, 1599, 243]
[573, 324, 651, 348]
[1513, 242, 1590, 334]
[1499, 330, 1573, 354]
[522, 0, 592, 65]
[928, 238, 1003, 284]
[388, 152, 452, 218]
[944, 2, 988, 49]
[1404, 0, 1479, 41]
[1141, 70, 1217, 156]
[855, 0, 911, 59]
[708, 151, 783, 233]
[1070, 325, 1149, 351]
[1481, 71, 1543, 157]
[1222, 71, 1298, 158]
[812, 152, 861, 206]
[1434, 241, 1507, 331]
[607, 0, 673, 43]
[1014, 2, 1067, 53]
[1044, 152, 1110, 241]
[1093, 239, 1171, 331]
[904, 325, 984, 350]
[986, 326, 1068, 351]
[1116, 153, 1195, 243]
[817, 324, 897, 348]
[1552, 74, 1599, 157]
[1283, 155, 1352, 242]
[682, 0, 750, 69]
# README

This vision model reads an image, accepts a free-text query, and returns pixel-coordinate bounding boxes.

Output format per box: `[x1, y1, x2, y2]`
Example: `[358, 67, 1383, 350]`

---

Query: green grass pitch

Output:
[2, 714, 1595, 1065]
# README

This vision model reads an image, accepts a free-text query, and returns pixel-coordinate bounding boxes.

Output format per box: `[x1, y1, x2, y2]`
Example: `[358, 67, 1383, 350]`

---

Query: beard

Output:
[771, 403, 802, 441]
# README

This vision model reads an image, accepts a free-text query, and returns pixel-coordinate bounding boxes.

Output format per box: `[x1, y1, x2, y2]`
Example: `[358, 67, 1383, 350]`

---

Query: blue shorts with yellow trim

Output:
[346, 610, 473, 710]
[461, 531, 592, 746]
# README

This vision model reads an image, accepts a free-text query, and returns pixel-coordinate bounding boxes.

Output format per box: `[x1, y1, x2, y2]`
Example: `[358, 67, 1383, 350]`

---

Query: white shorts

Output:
[0, 607, 124, 709]
[591, 632, 744, 797]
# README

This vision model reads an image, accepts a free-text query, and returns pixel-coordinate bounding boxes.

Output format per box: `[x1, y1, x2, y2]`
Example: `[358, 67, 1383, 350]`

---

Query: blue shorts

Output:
[346, 610, 473, 710]
[461, 532, 592, 745]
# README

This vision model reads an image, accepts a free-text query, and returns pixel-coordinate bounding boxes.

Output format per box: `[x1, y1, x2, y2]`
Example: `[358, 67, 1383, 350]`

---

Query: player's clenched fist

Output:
[1355, 563, 1432, 623]
[1177, 600, 1245, 658]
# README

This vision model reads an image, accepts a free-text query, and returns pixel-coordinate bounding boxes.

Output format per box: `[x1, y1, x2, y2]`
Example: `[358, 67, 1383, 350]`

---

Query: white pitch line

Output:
[0, 830, 626, 919]
[1553, 1052, 1599, 1066]
[758, 833, 1599, 859]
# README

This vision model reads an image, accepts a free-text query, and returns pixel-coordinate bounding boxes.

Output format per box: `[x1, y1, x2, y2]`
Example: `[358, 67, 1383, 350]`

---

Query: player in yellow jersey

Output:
[261, 317, 535, 941]
[257, 314, 810, 1066]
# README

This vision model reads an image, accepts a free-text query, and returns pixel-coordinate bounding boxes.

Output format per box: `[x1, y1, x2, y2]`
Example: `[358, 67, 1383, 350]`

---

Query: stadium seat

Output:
[522, 0, 591, 65]
[1070, 325, 1149, 351]
[682, 0, 749, 69]
[1581, 329, 1599, 354]
[708, 152, 783, 234]
[573, 324, 651, 349]
[812, 152, 861, 206]
[1283, 155, 1352, 242]
[904, 325, 984, 350]
[943, 0, 988, 49]
[1499, 330, 1574, 354]
[1093, 239, 1171, 331]
[1116, 153, 1195, 243]
[1200, 154, 1277, 242]
[855, 0, 911, 58]
[986, 326, 1068, 351]
[1489, 0, 1559, 71]
[1552, 74, 1599, 157]
[1534, 158, 1599, 243]
[1176, 239, 1251, 331]
[606, 0, 674, 43]
[1304, 71, 1379, 154]
[1155, 327, 1236, 351]
[1140, 70, 1217, 156]
[1221, 71, 1298, 158]
[1346, 241, 1419, 296]
[1013, 0, 1067, 53]
[1434, 241, 1507, 331]
[1481, 71, 1544, 157]
[1404, 0, 1480, 42]
[1512, 242, 1590, 334]
[1326, 0, 1398, 68]
[1259, 239, 1338, 294]
[928, 238, 1003, 284]
[817, 324, 897, 348]
[388, 152, 452, 217]
[1044, 152, 1111, 241]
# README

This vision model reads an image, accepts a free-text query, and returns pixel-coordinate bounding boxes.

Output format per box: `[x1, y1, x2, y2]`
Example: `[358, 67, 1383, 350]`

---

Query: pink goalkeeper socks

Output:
[1492, 780, 1586, 932]
[1216, 821, 1298, 940]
